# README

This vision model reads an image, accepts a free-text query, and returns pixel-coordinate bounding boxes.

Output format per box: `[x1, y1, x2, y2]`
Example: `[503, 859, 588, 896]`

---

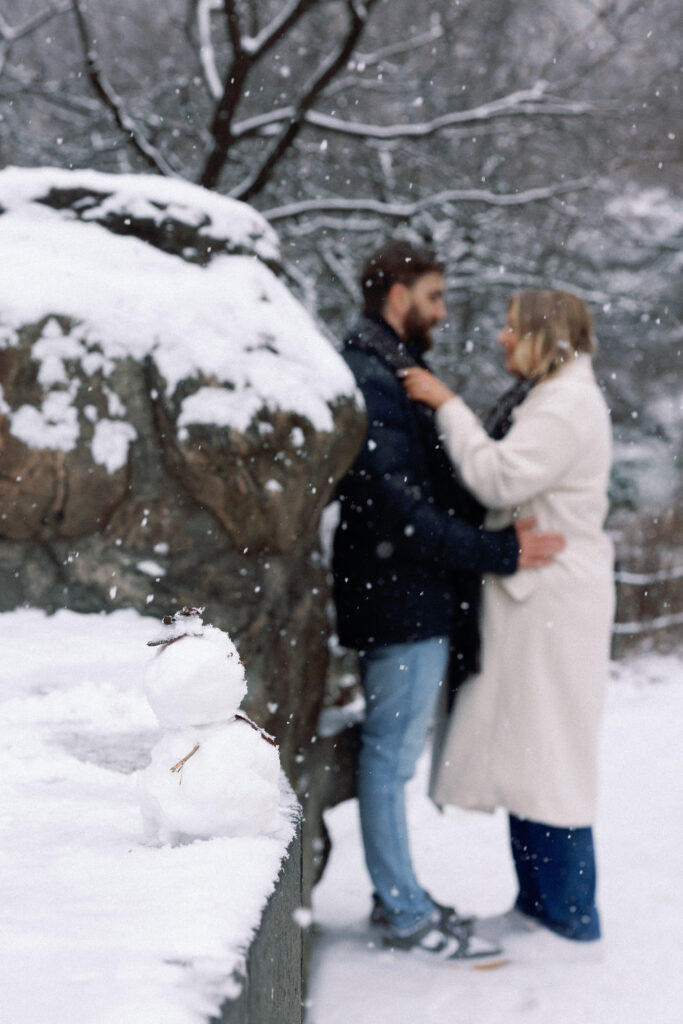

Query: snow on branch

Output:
[231, 105, 298, 138]
[284, 214, 387, 236]
[201, 0, 315, 189]
[198, 0, 316, 106]
[72, 0, 178, 178]
[0, 1, 70, 76]
[262, 177, 594, 221]
[198, 0, 256, 189]
[195, 0, 223, 100]
[305, 86, 597, 140]
[229, 84, 596, 144]
[241, 0, 316, 58]
[0, 1, 71, 42]
[350, 20, 444, 67]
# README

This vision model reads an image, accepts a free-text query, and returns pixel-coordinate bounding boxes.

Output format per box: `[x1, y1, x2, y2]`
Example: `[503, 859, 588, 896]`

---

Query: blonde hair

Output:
[507, 290, 596, 381]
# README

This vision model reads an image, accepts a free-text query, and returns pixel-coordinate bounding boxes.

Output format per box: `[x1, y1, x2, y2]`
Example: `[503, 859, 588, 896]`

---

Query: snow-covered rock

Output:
[0, 166, 363, 551]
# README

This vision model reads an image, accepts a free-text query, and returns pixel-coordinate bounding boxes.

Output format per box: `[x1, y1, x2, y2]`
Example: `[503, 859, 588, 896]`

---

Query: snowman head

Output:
[144, 609, 248, 727]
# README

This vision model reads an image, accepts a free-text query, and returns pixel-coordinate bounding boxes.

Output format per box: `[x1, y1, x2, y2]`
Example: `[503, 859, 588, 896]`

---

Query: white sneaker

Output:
[383, 911, 504, 965]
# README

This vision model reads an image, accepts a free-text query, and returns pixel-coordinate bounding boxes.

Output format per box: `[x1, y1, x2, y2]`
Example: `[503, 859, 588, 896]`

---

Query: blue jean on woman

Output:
[509, 814, 601, 941]
[357, 636, 449, 932]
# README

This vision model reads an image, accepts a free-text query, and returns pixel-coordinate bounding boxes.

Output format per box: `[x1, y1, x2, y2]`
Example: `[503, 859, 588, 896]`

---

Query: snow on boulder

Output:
[0, 166, 363, 549]
[0, 314, 138, 538]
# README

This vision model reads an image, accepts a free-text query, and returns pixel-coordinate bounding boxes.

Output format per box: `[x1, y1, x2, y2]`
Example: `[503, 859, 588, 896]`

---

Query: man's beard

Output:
[402, 304, 434, 352]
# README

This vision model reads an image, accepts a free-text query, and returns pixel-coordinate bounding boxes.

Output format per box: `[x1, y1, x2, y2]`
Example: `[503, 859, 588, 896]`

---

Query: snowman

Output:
[138, 607, 281, 844]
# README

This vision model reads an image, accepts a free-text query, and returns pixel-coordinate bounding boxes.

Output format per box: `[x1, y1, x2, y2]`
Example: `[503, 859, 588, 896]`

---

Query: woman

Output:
[400, 290, 614, 942]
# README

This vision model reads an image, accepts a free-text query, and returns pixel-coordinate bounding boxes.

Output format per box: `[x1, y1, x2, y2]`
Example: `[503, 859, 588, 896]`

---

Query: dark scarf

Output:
[484, 377, 534, 439]
[348, 312, 426, 372]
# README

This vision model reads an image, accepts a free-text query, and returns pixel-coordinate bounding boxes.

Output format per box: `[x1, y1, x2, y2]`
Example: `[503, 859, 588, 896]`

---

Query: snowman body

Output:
[138, 612, 280, 844]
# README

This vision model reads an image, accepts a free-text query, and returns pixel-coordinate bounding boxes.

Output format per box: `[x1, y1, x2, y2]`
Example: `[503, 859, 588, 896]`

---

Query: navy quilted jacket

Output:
[332, 314, 518, 663]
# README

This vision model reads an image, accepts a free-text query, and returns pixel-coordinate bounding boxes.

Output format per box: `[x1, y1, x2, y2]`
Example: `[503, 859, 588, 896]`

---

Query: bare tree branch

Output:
[221, 0, 242, 52]
[199, 0, 316, 188]
[242, 0, 316, 57]
[285, 214, 387, 236]
[350, 19, 444, 68]
[304, 88, 598, 139]
[262, 177, 594, 222]
[199, 6, 250, 188]
[319, 241, 359, 303]
[229, 0, 382, 200]
[535, 0, 645, 92]
[0, 2, 71, 76]
[0, 1, 71, 42]
[71, 0, 177, 177]
[228, 84, 597, 145]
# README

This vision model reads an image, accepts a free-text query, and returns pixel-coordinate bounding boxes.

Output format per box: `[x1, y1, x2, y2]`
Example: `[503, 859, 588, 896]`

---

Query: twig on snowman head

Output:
[147, 607, 205, 647]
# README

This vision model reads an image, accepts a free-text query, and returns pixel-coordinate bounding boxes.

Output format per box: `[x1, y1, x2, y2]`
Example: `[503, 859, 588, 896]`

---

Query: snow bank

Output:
[0, 609, 298, 1024]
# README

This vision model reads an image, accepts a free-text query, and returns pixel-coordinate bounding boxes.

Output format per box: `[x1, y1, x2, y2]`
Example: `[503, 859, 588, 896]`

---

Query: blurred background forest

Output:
[1, 0, 681, 522]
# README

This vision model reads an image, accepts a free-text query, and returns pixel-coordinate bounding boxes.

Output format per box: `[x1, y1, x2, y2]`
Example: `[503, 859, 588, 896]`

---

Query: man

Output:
[332, 239, 564, 961]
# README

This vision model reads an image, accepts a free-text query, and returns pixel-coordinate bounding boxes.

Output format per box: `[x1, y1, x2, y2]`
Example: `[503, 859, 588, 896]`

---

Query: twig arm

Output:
[170, 744, 201, 773]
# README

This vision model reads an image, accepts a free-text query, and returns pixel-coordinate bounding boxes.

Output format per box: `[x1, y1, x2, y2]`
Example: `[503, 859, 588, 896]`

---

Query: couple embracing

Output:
[331, 239, 614, 962]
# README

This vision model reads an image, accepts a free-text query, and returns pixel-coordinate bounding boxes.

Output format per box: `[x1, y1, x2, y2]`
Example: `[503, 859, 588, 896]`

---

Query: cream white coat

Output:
[431, 355, 614, 827]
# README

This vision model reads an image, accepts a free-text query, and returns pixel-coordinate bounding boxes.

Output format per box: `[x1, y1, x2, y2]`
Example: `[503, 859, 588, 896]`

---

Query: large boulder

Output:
[0, 167, 365, 858]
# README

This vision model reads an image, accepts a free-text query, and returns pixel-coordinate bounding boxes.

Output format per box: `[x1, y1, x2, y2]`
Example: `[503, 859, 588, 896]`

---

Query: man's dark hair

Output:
[360, 239, 445, 314]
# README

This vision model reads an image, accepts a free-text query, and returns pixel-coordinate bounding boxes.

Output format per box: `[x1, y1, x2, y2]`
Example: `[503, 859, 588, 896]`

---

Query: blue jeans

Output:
[509, 814, 601, 941]
[357, 636, 449, 931]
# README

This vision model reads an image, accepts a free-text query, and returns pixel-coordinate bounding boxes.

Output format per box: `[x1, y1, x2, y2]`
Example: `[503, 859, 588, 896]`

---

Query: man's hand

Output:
[515, 517, 566, 569]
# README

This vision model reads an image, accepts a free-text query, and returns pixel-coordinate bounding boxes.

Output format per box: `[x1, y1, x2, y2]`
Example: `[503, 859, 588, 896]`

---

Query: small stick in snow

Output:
[234, 712, 278, 748]
[147, 607, 205, 647]
[147, 633, 187, 648]
[170, 743, 200, 777]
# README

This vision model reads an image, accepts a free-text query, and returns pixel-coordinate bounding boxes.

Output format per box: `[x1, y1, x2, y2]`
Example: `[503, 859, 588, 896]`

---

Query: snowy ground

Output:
[0, 609, 296, 1024]
[2, 606, 680, 1024]
[307, 652, 683, 1024]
